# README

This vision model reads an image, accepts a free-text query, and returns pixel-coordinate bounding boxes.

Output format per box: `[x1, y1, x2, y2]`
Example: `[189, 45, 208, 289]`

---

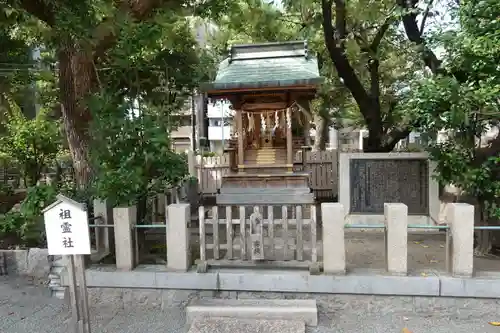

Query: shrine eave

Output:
[200, 77, 324, 96]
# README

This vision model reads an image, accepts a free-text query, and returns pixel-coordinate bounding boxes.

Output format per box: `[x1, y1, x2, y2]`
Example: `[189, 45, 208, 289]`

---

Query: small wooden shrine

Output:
[200, 41, 323, 205]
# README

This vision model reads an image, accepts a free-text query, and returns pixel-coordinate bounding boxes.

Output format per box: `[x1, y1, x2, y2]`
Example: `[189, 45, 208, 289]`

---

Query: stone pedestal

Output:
[321, 203, 346, 274]
[384, 203, 408, 275]
[113, 206, 136, 271]
[167, 204, 191, 271]
[449, 203, 474, 277]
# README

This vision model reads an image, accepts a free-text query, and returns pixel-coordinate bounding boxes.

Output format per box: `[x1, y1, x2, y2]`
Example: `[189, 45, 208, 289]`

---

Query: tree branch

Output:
[382, 100, 397, 134]
[93, 0, 176, 62]
[323, 0, 388, 150]
[369, 59, 380, 102]
[321, 0, 371, 111]
[396, 0, 442, 74]
[384, 127, 412, 151]
[370, 16, 394, 51]
[316, 51, 324, 70]
[419, 0, 434, 35]
[333, 0, 346, 40]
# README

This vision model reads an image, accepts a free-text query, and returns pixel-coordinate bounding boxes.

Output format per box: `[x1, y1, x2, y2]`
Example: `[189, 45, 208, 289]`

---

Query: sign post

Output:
[43, 194, 92, 333]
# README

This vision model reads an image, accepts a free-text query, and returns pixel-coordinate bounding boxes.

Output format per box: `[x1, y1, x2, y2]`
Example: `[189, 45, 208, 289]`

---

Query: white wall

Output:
[207, 100, 233, 150]
[208, 126, 231, 141]
[207, 100, 233, 118]
[209, 140, 226, 154]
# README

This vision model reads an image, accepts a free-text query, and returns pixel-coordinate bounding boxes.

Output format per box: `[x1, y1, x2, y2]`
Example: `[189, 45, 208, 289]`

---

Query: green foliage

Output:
[402, 0, 500, 219]
[0, 184, 57, 247]
[212, 0, 424, 149]
[89, 95, 188, 207]
[198, 151, 217, 157]
[97, 13, 204, 107]
[0, 11, 36, 122]
[0, 108, 62, 186]
[82, 6, 208, 207]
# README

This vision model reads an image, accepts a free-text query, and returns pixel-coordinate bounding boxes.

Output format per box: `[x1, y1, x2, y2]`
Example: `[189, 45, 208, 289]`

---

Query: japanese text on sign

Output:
[43, 197, 91, 256]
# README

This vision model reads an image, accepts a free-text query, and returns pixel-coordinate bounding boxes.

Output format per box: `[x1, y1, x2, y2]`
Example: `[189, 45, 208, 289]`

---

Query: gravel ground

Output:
[2, 276, 500, 333]
[344, 231, 500, 273]
[144, 228, 500, 273]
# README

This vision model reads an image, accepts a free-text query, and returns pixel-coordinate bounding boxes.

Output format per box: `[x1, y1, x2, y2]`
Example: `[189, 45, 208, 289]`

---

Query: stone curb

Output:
[58, 267, 500, 299]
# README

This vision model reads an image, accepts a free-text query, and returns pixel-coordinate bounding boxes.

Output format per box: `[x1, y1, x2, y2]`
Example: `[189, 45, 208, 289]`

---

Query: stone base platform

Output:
[59, 265, 500, 299]
[216, 186, 314, 205]
[221, 172, 310, 189]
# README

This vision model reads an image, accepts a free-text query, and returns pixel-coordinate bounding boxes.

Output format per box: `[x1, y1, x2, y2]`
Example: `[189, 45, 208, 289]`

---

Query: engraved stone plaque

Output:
[250, 207, 265, 260]
[350, 159, 429, 214]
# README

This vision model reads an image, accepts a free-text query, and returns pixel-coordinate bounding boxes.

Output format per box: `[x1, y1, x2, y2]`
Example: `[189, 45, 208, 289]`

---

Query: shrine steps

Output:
[245, 147, 286, 165]
[237, 164, 293, 175]
[186, 299, 318, 331]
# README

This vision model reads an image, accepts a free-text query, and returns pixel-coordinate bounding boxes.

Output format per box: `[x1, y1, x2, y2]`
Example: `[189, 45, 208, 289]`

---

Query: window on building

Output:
[211, 118, 231, 127]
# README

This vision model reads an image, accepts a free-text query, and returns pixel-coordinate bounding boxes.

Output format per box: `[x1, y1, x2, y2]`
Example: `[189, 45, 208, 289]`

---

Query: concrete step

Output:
[188, 318, 305, 333]
[186, 299, 318, 326]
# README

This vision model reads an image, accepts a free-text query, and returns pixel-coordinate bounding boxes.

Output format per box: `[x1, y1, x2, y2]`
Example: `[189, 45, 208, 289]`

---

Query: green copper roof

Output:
[201, 41, 323, 92]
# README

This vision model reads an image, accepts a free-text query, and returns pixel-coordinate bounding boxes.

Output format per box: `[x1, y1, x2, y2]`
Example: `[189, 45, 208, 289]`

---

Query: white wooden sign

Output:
[43, 194, 91, 256]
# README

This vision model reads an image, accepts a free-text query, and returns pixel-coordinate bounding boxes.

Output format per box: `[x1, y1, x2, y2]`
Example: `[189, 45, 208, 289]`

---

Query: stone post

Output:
[166, 204, 191, 271]
[113, 206, 137, 271]
[384, 203, 408, 275]
[449, 203, 474, 277]
[321, 203, 346, 274]
[93, 199, 113, 255]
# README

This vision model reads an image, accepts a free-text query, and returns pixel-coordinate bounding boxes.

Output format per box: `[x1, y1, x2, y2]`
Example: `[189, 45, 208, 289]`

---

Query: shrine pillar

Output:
[236, 110, 244, 166]
[286, 107, 293, 167]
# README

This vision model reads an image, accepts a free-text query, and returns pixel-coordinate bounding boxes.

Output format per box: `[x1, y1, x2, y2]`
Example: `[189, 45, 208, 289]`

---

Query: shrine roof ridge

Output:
[229, 40, 309, 62]
[200, 40, 323, 93]
[42, 194, 87, 213]
[200, 78, 323, 92]
[230, 40, 307, 49]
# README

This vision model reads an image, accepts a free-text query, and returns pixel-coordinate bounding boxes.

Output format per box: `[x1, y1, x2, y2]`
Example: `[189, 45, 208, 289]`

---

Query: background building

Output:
[207, 101, 232, 153]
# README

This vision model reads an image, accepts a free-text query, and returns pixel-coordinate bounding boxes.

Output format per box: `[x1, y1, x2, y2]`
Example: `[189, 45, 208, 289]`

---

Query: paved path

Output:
[2, 276, 500, 333]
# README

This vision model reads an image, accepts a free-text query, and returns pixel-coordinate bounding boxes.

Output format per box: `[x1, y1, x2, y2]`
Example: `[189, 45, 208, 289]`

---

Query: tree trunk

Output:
[58, 42, 96, 187]
[136, 194, 148, 260]
[17, 0, 173, 190]
[364, 132, 384, 152]
[476, 229, 493, 255]
[313, 113, 328, 151]
[474, 200, 495, 256]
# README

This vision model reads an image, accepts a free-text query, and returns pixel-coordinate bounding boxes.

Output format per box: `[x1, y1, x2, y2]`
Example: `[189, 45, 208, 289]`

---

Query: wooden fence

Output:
[194, 150, 338, 200]
[196, 204, 320, 273]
